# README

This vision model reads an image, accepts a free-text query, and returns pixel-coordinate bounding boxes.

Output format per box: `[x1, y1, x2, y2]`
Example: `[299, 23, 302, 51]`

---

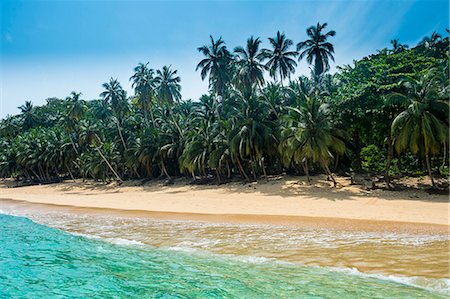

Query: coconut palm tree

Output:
[262, 31, 298, 84]
[130, 62, 156, 126]
[154, 65, 181, 106]
[100, 78, 129, 150]
[196, 36, 233, 95]
[18, 101, 35, 130]
[64, 91, 85, 157]
[419, 31, 442, 49]
[197, 36, 234, 115]
[390, 71, 449, 187]
[234, 36, 266, 88]
[297, 22, 336, 76]
[228, 91, 277, 181]
[66, 92, 84, 121]
[390, 39, 409, 53]
[280, 96, 346, 186]
[78, 120, 123, 182]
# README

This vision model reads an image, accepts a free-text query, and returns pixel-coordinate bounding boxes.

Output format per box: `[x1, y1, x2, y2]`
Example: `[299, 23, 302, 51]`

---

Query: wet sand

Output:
[1, 198, 449, 280]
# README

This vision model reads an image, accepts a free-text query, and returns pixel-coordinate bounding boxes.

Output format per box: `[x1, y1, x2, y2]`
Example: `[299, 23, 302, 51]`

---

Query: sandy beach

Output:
[1, 175, 448, 228]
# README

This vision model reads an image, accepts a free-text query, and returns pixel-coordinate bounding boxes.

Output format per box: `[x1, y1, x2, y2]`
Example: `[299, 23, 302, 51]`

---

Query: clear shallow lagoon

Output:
[0, 207, 448, 298]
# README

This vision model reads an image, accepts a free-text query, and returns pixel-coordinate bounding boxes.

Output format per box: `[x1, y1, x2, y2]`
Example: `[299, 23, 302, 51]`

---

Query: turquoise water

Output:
[0, 214, 446, 298]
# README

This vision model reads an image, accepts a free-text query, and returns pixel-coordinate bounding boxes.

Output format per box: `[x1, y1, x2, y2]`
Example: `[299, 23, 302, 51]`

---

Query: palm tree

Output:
[280, 96, 346, 186]
[78, 120, 123, 182]
[234, 36, 266, 88]
[228, 91, 277, 181]
[196, 36, 234, 113]
[390, 39, 409, 53]
[64, 91, 85, 156]
[390, 71, 449, 187]
[260, 83, 285, 120]
[100, 78, 129, 150]
[419, 31, 442, 49]
[130, 62, 156, 126]
[297, 22, 336, 76]
[66, 92, 84, 121]
[154, 65, 181, 106]
[18, 101, 35, 130]
[262, 31, 298, 84]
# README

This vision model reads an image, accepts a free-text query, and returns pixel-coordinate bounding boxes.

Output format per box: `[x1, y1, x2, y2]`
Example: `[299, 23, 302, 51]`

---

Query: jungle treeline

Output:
[1, 24, 448, 188]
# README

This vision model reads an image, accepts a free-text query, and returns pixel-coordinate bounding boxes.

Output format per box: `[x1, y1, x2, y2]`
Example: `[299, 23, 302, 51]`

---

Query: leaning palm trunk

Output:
[236, 158, 250, 182]
[323, 161, 337, 187]
[159, 160, 171, 180]
[116, 120, 128, 150]
[95, 147, 122, 182]
[93, 134, 122, 182]
[425, 154, 436, 187]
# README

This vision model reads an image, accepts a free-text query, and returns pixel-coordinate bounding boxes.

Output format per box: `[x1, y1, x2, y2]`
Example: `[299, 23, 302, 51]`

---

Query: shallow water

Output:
[0, 201, 449, 298]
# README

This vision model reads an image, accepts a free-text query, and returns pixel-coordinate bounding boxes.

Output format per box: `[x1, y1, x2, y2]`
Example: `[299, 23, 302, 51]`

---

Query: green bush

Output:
[360, 145, 385, 173]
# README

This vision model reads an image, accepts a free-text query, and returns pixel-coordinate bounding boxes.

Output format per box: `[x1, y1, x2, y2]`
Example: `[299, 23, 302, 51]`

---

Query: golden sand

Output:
[1, 175, 448, 227]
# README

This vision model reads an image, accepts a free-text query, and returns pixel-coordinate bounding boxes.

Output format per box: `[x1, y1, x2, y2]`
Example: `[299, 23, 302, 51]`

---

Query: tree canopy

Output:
[1, 27, 448, 188]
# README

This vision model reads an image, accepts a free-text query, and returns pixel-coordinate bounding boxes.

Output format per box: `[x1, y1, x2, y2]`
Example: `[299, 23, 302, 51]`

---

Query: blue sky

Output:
[1, 0, 448, 118]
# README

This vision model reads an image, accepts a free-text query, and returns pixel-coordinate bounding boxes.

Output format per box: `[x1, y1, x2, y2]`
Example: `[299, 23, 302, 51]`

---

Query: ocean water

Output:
[0, 213, 447, 298]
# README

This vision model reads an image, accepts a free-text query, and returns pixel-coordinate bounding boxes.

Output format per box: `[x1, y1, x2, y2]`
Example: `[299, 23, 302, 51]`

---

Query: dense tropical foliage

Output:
[1, 27, 448, 188]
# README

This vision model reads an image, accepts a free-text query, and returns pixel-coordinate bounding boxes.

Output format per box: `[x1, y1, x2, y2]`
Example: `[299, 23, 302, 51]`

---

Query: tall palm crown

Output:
[100, 78, 128, 119]
[390, 39, 409, 53]
[419, 31, 442, 48]
[130, 62, 155, 110]
[18, 101, 33, 114]
[234, 36, 266, 87]
[18, 101, 35, 129]
[155, 65, 181, 106]
[297, 22, 336, 76]
[262, 31, 298, 84]
[130, 62, 155, 95]
[196, 36, 233, 96]
[66, 91, 84, 121]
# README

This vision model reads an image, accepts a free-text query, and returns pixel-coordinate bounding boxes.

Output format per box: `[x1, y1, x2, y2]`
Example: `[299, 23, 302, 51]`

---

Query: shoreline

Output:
[1, 198, 449, 235]
[1, 176, 448, 230]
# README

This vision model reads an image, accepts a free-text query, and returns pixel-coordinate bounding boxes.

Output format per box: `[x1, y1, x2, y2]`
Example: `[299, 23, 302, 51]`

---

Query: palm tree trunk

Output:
[214, 92, 220, 118]
[95, 147, 122, 182]
[323, 162, 337, 187]
[251, 159, 257, 181]
[236, 158, 250, 182]
[160, 160, 171, 180]
[260, 158, 268, 178]
[67, 165, 75, 181]
[384, 128, 394, 188]
[302, 159, 311, 183]
[216, 169, 221, 184]
[93, 134, 122, 182]
[425, 154, 436, 187]
[143, 108, 150, 128]
[69, 135, 79, 155]
[149, 105, 157, 128]
[31, 169, 41, 182]
[116, 120, 128, 150]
